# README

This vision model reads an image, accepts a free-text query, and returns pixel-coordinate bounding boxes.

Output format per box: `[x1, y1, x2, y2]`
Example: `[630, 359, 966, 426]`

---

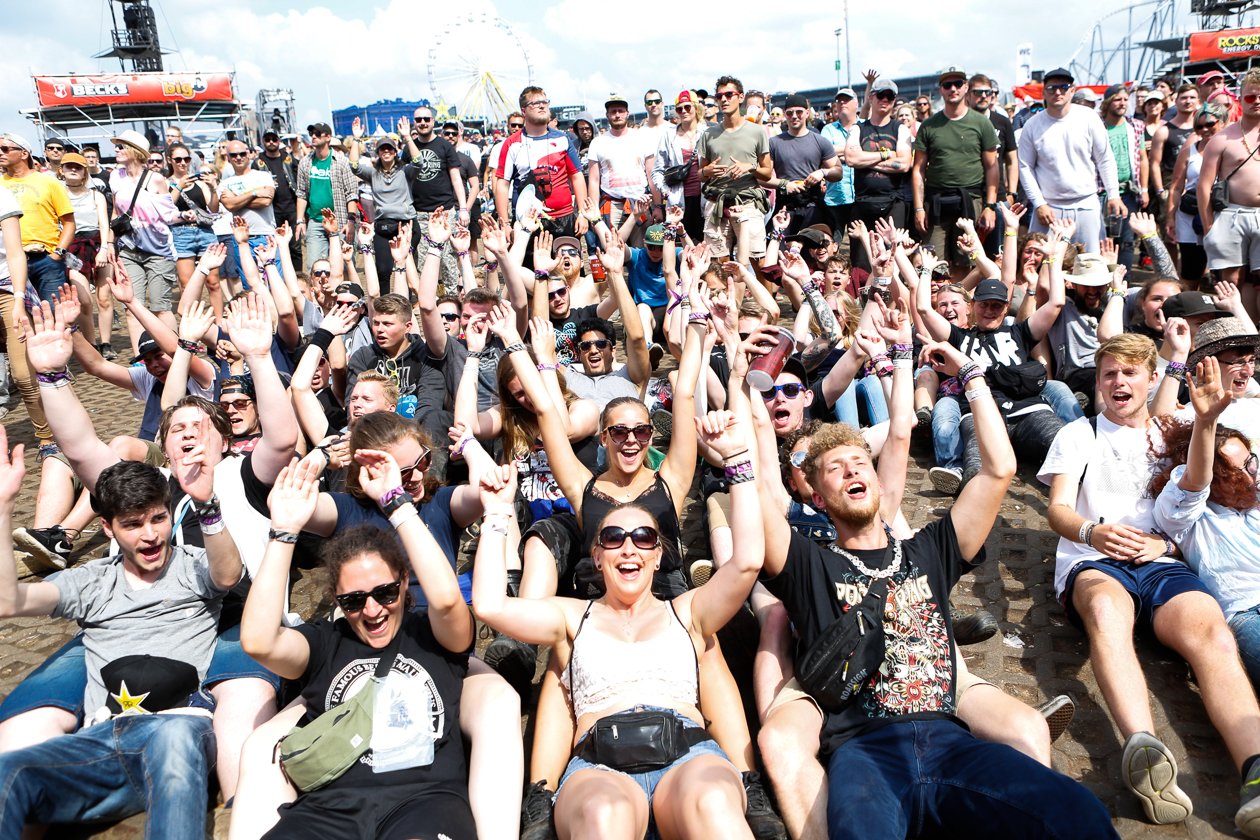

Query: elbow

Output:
[238, 626, 274, 660]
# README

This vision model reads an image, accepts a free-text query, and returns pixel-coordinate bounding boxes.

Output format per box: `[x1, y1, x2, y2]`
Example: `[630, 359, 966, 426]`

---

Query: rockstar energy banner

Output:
[34, 73, 235, 108]
[1189, 28, 1260, 62]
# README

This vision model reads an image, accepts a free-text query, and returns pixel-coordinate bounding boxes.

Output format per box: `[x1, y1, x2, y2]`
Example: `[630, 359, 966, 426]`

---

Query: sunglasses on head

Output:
[334, 578, 403, 613]
[761, 383, 805, 399]
[580, 338, 610, 351]
[439, 311, 460, 321]
[597, 525, 661, 551]
[789, 450, 808, 469]
[940, 79, 966, 90]
[605, 423, 652, 445]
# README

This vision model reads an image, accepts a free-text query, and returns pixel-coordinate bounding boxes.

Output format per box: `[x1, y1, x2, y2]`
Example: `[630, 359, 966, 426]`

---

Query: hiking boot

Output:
[952, 609, 998, 646]
[1237, 758, 1260, 838]
[12, 526, 74, 572]
[1037, 694, 1075, 743]
[742, 770, 787, 840]
[520, 779, 557, 840]
[1122, 731, 1192, 825]
[688, 558, 714, 588]
[928, 466, 962, 496]
[650, 407, 673, 445]
[483, 633, 538, 698]
[915, 406, 933, 430]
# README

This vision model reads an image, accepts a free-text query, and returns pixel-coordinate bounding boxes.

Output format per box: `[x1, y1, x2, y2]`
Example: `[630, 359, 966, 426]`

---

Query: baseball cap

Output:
[784, 94, 810, 111]
[1072, 89, 1101, 103]
[263, 130, 280, 140]
[644, 224, 666, 246]
[130, 331, 162, 364]
[1162, 290, 1223, 320]
[787, 227, 829, 249]
[551, 236, 581, 255]
[605, 92, 629, 110]
[1197, 70, 1225, 86]
[973, 278, 1010, 303]
[334, 282, 365, 300]
[676, 90, 696, 106]
[834, 87, 857, 101]
[1144, 90, 1166, 102]
[101, 655, 200, 717]
[1103, 83, 1129, 101]
[375, 135, 398, 150]
[938, 67, 968, 84]
[59, 152, 88, 168]
[306, 122, 333, 136]
[871, 79, 899, 96]
[781, 355, 809, 385]
[1044, 67, 1075, 84]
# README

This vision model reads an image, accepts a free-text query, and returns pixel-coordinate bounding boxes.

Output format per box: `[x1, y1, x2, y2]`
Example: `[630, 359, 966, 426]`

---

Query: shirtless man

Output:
[1200, 68, 1260, 318]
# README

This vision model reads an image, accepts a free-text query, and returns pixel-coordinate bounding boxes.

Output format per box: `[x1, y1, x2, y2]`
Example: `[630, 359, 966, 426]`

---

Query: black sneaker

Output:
[952, 608, 999, 646]
[520, 780, 557, 840]
[742, 770, 787, 840]
[13, 526, 74, 572]
[98, 343, 118, 361]
[483, 633, 538, 697]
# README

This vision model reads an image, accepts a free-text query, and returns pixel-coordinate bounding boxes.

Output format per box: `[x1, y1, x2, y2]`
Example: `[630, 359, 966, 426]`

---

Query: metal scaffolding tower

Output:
[93, 0, 168, 73]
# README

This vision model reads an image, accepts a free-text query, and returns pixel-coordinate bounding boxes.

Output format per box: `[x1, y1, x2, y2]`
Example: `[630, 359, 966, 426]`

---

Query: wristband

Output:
[534, 269, 550, 279]
[891, 343, 913, 362]
[964, 383, 992, 402]
[177, 338, 204, 355]
[720, 449, 750, 464]
[392, 264, 407, 274]
[504, 341, 527, 355]
[893, 359, 913, 370]
[960, 366, 986, 387]
[309, 328, 335, 355]
[377, 486, 408, 516]
[466, 349, 486, 359]
[723, 459, 755, 484]
[1078, 520, 1097, 546]
[1165, 360, 1187, 382]
[770, 230, 786, 241]
[389, 504, 419, 528]
[537, 363, 557, 371]
[1004, 230, 1018, 237]
[483, 504, 516, 518]
[69, 324, 80, 334]
[455, 250, 469, 259]
[663, 227, 677, 242]
[1139, 232, 1157, 241]
[453, 435, 472, 458]
[875, 362, 896, 379]
[268, 529, 300, 544]
[484, 260, 499, 271]
[421, 234, 440, 250]
[357, 244, 374, 255]
[36, 369, 73, 388]
[257, 259, 277, 269]
[688, 312, 711, 323]
[1043, 255, 1058, 265]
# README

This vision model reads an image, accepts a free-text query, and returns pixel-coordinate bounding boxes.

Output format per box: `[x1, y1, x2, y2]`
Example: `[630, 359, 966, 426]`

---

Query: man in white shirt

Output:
[1018, 67, 1124, 252]
[218, 139, 276, 253]
[589, 93, 652, 243]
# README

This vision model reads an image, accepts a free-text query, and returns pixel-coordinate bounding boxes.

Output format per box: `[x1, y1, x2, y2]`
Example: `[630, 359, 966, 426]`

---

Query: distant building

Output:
[332, 98, 456, 137]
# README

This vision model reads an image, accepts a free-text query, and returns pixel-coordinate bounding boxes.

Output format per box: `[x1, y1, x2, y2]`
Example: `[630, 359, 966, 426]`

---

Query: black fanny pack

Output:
[577, 710, 710, 773]
[796, 575, 891, 713]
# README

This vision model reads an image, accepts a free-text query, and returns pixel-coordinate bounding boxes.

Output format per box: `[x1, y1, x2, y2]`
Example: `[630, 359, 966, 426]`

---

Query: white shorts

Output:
[1204, 204, 1260, 271]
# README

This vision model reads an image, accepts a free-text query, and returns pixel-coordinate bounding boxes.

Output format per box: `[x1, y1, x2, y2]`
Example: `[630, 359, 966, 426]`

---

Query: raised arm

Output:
[658, 260, 710, 502]
[1025, 223, 1068, 341]
[252, 237, 300, 352]
[161, 300, 217, 410]
[172, 434, 244, 590]
[222, 293, 299, 482]
[871, 300, 915, 517]
[600, 232, 649, 390]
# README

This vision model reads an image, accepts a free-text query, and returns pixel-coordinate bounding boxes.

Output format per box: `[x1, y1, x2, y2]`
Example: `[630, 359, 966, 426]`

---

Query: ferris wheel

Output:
[426, 13, 535, 126]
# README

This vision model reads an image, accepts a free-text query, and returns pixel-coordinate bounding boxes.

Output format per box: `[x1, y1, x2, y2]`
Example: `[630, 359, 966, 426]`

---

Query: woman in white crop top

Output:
[473, 409, 763, 840]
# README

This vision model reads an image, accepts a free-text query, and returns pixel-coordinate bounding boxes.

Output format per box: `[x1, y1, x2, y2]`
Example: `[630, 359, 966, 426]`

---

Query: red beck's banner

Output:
[34, 73, 235, 108]
[1189, 28, 1260, 63]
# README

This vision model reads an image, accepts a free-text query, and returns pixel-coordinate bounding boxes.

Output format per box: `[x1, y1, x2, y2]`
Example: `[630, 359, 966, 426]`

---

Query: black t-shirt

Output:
[316, 387, 349, 433]
[1161, 124, 1194, 180]
[854, 120, 909, 201]
[761, 514, 978, 754]
[346, 337, 461, 416]
[257, 155, 296, 212]
[294, 612, 469, 791]
[404, 138, 461, 212]
[547, 303, 598, 365]
[986, 109, 1017, 194]
[948, 320, 1051, 414]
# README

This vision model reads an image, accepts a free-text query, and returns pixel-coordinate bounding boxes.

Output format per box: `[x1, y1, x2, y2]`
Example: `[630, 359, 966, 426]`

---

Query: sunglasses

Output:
[227, 152, 248, 158]
[557, 246, 579, 257]
[717, 91, 740, 100]
[1245, 452, 1259, 478]
[1196, 120, 1219, 130]
[676, 104, 694, 112]
[645, 98, 663, 105]
[547, 286, 568, 300]
[334, 578, 403, 613]
[789, 450, 808, 469]
[971, 88, 995, 97]
[1045, 83, 1072, 93]
[0, 146, 21, 153]
[704, 101, 717, 108]
[761, 383, 805, 400]
[414, 116, 433, 122]
[218, 398, 254, 411]
[45, 145, 64, 151]
[874, 91, 897, 101]
[443, 132, 457, 138]
[597, 525, 661, 551]
[525, 99, 551, 108]
[940, 80, 966, 90]
[1246, 93, 1260, 104]
[580, 338, 610, 351]
[148, 158, 165, 165]
[605, 423, 652, 445]
[399, 447, 433, 482]
[509, 123, 524, 130]
[170, 155, 191, 162]
[439, 311, 460, 321]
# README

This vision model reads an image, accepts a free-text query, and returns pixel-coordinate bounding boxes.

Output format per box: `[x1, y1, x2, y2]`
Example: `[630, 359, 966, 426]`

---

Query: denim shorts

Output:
[555, 706, 728, 808]
[1063, 557, 1211, 633]
[171, 224, 217, 259]
[0, 624, 281, 724]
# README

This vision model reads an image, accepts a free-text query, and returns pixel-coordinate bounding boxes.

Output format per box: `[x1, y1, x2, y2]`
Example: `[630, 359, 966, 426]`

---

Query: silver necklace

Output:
[830, 532, 902, 579]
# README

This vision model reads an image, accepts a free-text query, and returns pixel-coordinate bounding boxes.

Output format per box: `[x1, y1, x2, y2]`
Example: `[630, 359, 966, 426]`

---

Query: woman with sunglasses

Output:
[651, 90, 705, 242]
[167, 141, 224, 317]
[1152, 357, 1260, 690]
[240, 457, 479, 839]
[1166, 102, 1227, 283]
[473, 404, 763, 840]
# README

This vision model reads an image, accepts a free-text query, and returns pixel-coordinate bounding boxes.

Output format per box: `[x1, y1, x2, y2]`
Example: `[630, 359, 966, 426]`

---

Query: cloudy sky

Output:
[2, 0, 1230, 137]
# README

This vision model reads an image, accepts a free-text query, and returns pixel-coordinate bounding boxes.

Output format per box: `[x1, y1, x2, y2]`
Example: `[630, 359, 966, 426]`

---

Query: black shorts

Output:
[264, 786, 475, 840]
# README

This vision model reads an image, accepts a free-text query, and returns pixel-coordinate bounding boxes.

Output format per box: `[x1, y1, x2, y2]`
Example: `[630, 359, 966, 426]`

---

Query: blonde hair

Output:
[1095, 333, 1158, 374]
[802, 422, 870, 486]
[353, 370, 401, 406]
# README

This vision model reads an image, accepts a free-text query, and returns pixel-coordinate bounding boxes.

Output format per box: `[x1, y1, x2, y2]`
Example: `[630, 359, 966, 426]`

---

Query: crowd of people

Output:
[0, 62, 1258, 840]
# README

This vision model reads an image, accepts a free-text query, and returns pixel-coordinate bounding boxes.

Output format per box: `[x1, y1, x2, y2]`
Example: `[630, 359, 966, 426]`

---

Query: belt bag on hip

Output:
[374, 219, 401, 240]
[578, 710, 707, 773]
[796, 576, 891, 713]
[1211, 178, 1229, 212]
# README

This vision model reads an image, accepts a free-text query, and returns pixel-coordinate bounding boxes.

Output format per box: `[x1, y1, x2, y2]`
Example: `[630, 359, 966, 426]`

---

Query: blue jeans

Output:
[304, 221, 331, 267]
[1229, 607, 1260, 690]
[832, 376, 890, 427]
[825, 718, 1118, 840]
[0, 713, 215, 839]
[1043, 379, 1086, 424]
[27, 254, 69, 303]
[932, 394, 964, 470]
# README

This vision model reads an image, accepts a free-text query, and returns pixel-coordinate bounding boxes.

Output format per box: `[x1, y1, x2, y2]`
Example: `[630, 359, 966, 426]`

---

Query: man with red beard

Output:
[1042, 333, 1260, 832]
[758, 338, 1118, 839]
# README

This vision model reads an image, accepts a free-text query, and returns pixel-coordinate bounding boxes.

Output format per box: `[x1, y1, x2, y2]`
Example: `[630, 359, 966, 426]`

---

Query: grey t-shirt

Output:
[563, 363, 639, 408]
[1049, 296, 1101, 373]
[697, 120, 769, 195]
[769, 130, 836, 181]
[351, 160, 416, 221]
[51, 546, 227, 717]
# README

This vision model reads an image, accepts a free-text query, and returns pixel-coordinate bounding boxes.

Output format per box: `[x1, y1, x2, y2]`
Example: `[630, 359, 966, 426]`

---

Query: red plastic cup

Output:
[746, 327, 797, 391]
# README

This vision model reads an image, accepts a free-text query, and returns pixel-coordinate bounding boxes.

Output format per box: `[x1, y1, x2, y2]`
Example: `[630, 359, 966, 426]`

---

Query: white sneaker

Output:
[928, 467, 962, 496]
[1122, 731, 1192, 825]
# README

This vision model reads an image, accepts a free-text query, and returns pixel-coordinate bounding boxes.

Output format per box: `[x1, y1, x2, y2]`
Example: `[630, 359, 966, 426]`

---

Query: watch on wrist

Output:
[53, 247, 68, 260]
[983, 202, 997, 211]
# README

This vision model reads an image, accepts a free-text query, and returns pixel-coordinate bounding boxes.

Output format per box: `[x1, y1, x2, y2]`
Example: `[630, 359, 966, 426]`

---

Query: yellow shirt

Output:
[0, 171, 73, 251]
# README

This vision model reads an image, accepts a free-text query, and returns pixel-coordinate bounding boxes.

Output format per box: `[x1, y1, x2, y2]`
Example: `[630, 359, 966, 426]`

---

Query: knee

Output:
[574, 786, 637, 830]
[1002, 705, 1053, 766]
[1077, 590, 1133, 637]
[107, 435, 149, 462]
[466, 669, 522, 732]
[757, 713, 818, 774]
[690, 770, 745, 818]
[1194, 618, 1243, 663]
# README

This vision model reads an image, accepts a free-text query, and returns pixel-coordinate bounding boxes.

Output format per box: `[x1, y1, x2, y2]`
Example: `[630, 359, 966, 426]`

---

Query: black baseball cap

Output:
[1162, 291, 1224, 320]
[130, 331, 162, 364]
[102, 655, 200, 716]
[306, 122, 333, 136]
[334, 282, 365, 299]
[1044, 67, 1075, 84]
[973, 279, 1010, 303]
[783, 94, 810, 111]
[263, 130, 280, 141]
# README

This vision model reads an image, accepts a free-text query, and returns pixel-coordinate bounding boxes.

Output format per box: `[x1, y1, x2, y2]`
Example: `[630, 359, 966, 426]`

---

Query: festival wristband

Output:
[964, 383, 992, 403]
[723, 459, 755, 484]
[537, 363, 557, 371]
[377, 486, 408, 516]
[177, 339, 204, 355]
[504, 342, 527, 355]
[36, 369, 73, 388]
[268, 530, 300, 544]
[389, 504, 419, 528]
[309, 328, 335, 355]
[1165, 360, 1187, 382]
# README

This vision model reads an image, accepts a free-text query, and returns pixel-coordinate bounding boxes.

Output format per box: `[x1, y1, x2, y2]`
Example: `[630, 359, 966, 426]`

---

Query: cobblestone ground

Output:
[0, 354, 1247, 838]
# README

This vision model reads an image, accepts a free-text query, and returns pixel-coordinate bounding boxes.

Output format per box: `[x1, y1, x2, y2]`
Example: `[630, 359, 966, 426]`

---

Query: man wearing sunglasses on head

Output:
[295, 122, 357, 270]
[1199, 67, 1260, 294]
[911, 67, 1001, 279]
[1017, 68, 1123, 254]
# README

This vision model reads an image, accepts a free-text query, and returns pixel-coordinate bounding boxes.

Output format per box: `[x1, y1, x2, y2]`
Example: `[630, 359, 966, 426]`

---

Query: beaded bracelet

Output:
[268, 530, 300, 544]
[177, 339, 204, 355]
[537, 363, 557, 372]
[1165, 360, 1187, 382]
[504, 342, 527, 355]
[724, 459, 755, 484]
[770, 231, 786, 242]
[36, 369, 72, 388]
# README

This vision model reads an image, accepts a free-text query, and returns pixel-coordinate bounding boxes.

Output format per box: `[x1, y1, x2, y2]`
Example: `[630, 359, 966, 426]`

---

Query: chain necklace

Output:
[830, 526, 902, 579]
